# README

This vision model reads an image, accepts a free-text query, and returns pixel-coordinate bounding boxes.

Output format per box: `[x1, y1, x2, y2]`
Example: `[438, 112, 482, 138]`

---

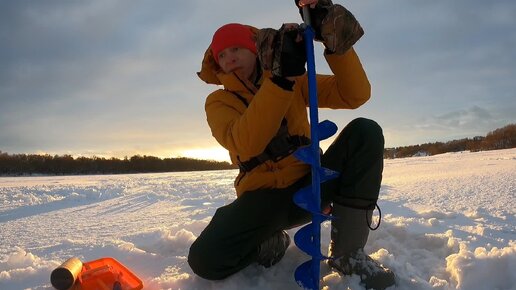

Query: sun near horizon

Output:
[178, 147, 231, 162]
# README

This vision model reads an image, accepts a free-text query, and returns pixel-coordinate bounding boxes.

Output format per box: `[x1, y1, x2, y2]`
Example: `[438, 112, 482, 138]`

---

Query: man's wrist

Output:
[271, 75, 295, 91]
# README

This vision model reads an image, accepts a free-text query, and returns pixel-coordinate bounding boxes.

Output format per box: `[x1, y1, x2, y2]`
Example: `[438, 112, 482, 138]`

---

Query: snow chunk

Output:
[158, 229, 197, 254]
[446, 241, 516, 289]
[0, 247, 55, 283]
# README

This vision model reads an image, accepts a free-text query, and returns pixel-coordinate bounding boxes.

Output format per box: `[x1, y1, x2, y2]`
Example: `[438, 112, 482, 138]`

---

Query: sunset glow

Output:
[180, 147, 230, 162]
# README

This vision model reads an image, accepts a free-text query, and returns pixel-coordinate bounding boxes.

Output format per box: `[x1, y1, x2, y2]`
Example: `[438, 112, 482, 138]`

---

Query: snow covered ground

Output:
[1, 148, 515, 290]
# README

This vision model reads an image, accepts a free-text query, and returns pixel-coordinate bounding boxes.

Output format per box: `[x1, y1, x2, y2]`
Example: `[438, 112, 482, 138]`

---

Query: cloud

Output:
[385, 106, 510, 146]
[420, 106, 494, 130]
[1, 0, 515, 156]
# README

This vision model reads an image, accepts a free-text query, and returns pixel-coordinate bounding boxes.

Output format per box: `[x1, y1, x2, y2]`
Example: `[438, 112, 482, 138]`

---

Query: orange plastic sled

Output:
[76, 257, 143, 290]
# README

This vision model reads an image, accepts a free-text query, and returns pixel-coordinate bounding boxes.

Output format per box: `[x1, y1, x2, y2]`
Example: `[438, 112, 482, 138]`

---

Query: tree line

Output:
[384, 124, 516, 159]
[2, 124, 514, 175]
[0, 153, 237, 176]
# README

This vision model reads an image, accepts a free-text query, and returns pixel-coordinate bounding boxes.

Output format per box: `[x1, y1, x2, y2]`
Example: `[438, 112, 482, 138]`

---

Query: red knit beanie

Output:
[210, 23, 257, 64]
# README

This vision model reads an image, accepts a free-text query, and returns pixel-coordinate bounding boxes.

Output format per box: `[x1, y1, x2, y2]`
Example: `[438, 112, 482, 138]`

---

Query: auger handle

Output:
[302, 6, 312, 26]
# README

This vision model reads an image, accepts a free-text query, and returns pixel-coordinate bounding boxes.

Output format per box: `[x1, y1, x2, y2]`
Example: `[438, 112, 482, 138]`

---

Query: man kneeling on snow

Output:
[188, 1, 395, 289]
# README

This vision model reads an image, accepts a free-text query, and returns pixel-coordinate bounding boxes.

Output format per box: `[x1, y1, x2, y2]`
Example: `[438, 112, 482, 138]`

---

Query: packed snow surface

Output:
[1, 149, 515, 290]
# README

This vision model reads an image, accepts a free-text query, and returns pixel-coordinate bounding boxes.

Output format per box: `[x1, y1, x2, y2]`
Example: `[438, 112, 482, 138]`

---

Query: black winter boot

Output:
[328, 204, 395, 289]
[256, 230, 291, 268]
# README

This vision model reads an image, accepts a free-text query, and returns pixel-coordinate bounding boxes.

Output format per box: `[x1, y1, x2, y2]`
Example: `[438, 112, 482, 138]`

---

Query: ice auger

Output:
[292, 6, 340, 290]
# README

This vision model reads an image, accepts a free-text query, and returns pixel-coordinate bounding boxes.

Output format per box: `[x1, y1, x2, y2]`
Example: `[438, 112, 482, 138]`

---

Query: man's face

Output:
[217, 46, 257, 81]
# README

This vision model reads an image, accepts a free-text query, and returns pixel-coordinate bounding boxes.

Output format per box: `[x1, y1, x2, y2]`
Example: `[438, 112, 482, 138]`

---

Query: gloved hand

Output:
[295, 0, 333, 41]
[295, 0, 364, 54]
[256, 24, 307, 78]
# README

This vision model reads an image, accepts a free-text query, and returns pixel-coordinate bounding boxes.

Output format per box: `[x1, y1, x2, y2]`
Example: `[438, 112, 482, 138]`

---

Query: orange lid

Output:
[77, 257, 143, 290]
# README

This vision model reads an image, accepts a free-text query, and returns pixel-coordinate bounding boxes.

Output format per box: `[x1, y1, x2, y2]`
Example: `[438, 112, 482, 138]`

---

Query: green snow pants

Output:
[188, 118, 384, 280]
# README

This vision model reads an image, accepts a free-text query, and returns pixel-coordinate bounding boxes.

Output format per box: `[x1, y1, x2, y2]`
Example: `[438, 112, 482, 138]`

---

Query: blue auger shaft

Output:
[303, 6, 322, 290]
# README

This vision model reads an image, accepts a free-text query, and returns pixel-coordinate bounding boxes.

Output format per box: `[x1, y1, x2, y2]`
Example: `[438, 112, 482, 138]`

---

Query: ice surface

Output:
[1, 149, 515, 289]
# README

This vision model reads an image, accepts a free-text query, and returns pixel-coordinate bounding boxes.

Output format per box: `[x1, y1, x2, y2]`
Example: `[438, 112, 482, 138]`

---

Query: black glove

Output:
[257, 24, 307, 78]
[278, 26, 307, 77]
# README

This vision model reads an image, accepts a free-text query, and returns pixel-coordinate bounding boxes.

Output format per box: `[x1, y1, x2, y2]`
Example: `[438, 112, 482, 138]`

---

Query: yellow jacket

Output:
[198, 27, 371, 197]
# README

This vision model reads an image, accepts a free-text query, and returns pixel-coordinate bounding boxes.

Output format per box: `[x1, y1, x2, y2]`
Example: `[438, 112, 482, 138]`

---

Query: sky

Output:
[1, 0, 515, 162]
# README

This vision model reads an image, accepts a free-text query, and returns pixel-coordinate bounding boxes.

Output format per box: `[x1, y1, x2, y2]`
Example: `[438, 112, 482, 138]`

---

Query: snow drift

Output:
[1, 149, 515, 289]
